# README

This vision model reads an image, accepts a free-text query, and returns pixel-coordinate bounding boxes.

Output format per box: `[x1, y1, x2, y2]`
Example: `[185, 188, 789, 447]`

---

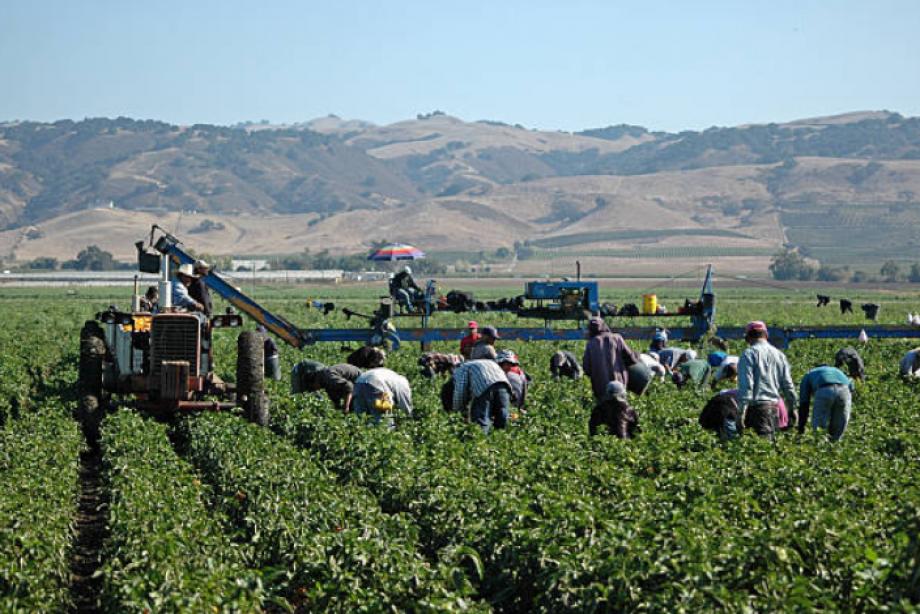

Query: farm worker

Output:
[672, 355, 711, 388]
[418, 352, 464, 378]
[256, 326, 281, 380]
[699, 389, 741, 439]
[140, 285, 159, 312]
[291, 360, 362, 411]
[352, 367, 413, 428]
[656, 347, 697, 371]
[390, 266, 422, 313]
[171, 263, 206, 312]
[639, 352, 668, 380]
[347, 346, 387, 369]
[649, 329, 668, 353]
[899, 347, 920, 379]
[798, 365, 854, 441]
[550, 350, 583, 379]
[497, 350, 529, 411]
[710, 356, 740, 389]
[189, 259, 213, 316]
[459, 321, 481, 359]
[451, 359, 512, 433]
[469, 326, 500, 360]
[583, 317, 639, 400]
[834, 347, 865, 381]
[589, 381, 639, 439]
[737, 321, 798, 439]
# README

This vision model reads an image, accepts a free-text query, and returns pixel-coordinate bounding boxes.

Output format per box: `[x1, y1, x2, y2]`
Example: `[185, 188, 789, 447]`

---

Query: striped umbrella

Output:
[367, 243, 426, 261]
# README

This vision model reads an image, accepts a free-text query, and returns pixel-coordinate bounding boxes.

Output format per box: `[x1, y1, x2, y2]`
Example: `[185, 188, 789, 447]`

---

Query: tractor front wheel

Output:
[237, 331, 270, 426]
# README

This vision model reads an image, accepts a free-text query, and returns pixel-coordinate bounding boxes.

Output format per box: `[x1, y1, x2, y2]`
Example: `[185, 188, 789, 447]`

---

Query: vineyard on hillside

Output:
[2, 286, 920, 611]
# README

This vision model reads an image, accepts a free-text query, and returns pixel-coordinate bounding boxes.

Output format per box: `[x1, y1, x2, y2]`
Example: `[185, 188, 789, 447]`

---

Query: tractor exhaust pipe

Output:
[576, 260, 581, 281]
[132, 275, 141, 311]
[159, 252, 172, 309]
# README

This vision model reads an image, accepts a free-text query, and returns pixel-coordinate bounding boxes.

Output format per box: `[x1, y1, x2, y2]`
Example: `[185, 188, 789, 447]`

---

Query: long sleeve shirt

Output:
[317, 364, 362, 408]
[469, 340, 497, 361]
[737, 340, 797, 416]
[452, 360, 510, 412]
[798, 366, 853, 432]
[355, 368, 413, 413]
[900, 348, 920, 377]
[583, 332, 639, 399]
[189, 278, 213, 315]
[170, 279, 199, 310]
[504, 368, 528, 409]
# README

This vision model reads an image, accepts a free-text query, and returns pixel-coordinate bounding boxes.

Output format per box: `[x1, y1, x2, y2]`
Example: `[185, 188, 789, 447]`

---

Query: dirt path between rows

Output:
[68, 429, 109, 612]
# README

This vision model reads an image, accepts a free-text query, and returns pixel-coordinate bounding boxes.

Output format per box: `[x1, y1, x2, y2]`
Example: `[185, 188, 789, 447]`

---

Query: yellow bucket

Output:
[642, 293, 658, 315]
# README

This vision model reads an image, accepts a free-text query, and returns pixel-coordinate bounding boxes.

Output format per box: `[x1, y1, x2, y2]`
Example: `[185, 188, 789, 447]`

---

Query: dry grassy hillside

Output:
[2, 112, 920, 273]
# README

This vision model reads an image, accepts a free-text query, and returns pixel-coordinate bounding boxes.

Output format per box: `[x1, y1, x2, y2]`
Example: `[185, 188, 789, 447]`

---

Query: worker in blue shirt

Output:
[798, 365, 854, 441]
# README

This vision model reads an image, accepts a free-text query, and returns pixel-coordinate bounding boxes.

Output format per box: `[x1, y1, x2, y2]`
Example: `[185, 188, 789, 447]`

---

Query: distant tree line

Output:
[770, 248, 920, 283]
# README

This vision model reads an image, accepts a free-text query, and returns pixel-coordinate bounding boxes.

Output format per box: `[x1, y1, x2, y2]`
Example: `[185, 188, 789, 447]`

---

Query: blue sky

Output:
[1, 1, 918, 132]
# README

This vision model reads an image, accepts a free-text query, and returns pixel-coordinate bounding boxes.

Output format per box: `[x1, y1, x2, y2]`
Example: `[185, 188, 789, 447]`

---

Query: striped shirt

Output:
[452, 360, 510, 412]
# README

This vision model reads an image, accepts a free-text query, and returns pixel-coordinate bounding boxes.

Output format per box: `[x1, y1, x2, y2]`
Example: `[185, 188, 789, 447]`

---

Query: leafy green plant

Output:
[0, 405, 82, 612]
[99, 409, 265, 612]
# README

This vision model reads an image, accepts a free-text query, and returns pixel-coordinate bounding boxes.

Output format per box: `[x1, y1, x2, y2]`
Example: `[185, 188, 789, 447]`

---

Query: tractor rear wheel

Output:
[237, 331, 270, 426]
[79, 335, 106, 442]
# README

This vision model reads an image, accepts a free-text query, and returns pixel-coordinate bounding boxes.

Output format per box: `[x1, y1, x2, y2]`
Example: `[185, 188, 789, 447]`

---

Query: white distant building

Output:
[231, 259, 270, 271]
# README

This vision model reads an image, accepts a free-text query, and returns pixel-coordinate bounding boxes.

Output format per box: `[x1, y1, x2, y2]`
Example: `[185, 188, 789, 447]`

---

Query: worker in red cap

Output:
[736, 321, 797, 440]
[459, 320, 480, 360]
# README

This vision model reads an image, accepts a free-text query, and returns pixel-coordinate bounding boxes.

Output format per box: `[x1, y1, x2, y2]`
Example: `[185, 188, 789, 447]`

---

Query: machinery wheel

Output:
[236, 331, 268, 425]
[80, 319, 104, 342]
[249, 392, 270, 427]
[78, 335, 106, 442]
[79, 336, 105, 400]
[79, 394, 102, 442]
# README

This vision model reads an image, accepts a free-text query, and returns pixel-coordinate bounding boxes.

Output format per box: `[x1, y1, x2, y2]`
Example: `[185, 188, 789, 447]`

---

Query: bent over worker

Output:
[798, 365, 854, 441]
[451, 359, 512, 433]
[352, 367, 413, 428]
[291, 360, 362, 411]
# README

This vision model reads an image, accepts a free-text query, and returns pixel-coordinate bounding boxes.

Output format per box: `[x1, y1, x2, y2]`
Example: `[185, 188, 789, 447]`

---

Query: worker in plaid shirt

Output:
[451, 359, 512, 433]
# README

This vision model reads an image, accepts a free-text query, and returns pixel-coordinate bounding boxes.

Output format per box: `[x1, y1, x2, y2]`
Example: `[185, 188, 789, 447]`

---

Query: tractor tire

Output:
[80, 319, 104, 342]
[249, 391, 271, 427]
[79, 336, 105, 399]
[79, 394, 102, 443]
[236, 331, 268, 426]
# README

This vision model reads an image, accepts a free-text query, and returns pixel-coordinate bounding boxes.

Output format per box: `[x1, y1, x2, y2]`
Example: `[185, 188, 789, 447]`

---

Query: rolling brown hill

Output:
[2, 111, 920, 274]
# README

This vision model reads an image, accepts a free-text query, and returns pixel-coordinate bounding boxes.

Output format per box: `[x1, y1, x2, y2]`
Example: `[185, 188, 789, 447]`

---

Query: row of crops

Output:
[2, 289, 920, 610]
[0, 307, 85, 612]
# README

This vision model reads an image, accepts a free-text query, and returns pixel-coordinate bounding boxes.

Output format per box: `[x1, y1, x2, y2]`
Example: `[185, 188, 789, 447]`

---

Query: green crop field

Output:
[2, 283, 920, 611]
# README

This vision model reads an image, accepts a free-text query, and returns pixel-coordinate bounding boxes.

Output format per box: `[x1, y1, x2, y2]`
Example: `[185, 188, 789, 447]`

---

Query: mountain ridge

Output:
[1, 111, 919, 272]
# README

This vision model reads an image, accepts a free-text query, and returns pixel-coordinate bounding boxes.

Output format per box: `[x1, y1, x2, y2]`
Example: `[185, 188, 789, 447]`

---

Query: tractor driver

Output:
[390, 266, 422, 313]
[172, 264, 206, 313]
[189, 259, 213, 316]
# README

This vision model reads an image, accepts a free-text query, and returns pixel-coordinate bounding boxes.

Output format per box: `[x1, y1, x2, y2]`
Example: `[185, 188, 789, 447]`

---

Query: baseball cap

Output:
[468, 320, 478, 329]
[653, 330, 668, 342]
[496, 350, 519, 365]
[481, 325, 500, 339]
[745, 321, 768, 335]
